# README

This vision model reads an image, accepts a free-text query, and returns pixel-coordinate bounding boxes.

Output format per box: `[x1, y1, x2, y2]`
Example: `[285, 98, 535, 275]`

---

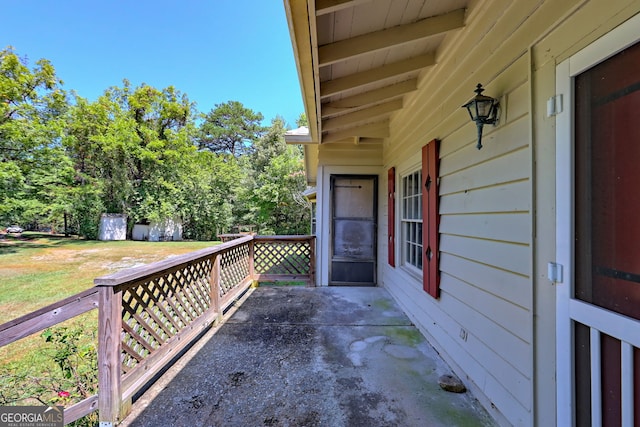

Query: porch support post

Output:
[248, 238, 256, 285]
[98, 285, 123, 424]
[309, 236, 316, 286]
[210, 254, 222, 324]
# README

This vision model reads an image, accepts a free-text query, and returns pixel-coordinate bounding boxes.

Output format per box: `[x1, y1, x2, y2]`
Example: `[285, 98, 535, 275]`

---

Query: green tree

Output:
[180, 151, 242, 240]
[63, 82, 199, 235]
[0, 47, 71, 229]
[198, 101, 265, 156]
[248, 117, 309, 234]
[1, 46, 309, 240]
[251, 115, 288, 172]
[296, 112, 308, 127]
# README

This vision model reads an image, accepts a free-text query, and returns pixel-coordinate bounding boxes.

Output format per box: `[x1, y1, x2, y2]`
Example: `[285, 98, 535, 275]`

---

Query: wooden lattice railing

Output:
[0, 234, 315, 426]
[119, 255, 214, 375]
[96, 234, 314, 424]
[254, 235, 315, 284]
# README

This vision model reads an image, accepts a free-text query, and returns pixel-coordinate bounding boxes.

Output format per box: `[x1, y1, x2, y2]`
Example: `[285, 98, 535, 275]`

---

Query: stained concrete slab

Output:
[120, 286, 495, 427]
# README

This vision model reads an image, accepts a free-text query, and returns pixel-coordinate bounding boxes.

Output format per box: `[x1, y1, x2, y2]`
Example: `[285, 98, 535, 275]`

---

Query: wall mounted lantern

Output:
[462, 83, 499, 150]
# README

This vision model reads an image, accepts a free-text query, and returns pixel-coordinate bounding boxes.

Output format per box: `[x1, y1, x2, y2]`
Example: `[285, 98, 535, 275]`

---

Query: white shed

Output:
[131, 224, 151, 241]
[98, 214, 127, 241]
[132, 219, 182, 242]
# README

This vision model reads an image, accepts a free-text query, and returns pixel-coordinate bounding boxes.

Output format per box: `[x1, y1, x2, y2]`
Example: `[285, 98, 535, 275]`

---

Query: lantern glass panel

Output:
[476, 100, 493, 118]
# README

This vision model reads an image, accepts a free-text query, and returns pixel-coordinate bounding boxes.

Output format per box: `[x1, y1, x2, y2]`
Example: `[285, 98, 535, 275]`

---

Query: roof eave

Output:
[283, 0, 320, 143]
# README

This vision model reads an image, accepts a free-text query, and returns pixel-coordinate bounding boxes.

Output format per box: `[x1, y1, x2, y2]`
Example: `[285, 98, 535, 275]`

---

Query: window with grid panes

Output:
[401, 170, 422, 270]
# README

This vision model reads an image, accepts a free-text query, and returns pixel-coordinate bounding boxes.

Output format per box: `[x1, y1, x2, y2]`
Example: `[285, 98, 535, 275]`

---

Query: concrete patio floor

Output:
[120, 286, 495, 427]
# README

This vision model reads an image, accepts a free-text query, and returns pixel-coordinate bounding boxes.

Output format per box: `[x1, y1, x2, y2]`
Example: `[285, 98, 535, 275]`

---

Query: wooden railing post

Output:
[210, 254, 222, 324]
[309, 236, 316, 287]
[248, 238, 256, 284]
[98, 285, 123, 426]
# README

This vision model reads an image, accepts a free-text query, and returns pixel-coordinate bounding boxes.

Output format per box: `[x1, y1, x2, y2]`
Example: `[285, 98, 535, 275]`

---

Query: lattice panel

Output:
[254, 241, 311, 275]
[219, 244, 250, 296]
[120, 258, 212, 372]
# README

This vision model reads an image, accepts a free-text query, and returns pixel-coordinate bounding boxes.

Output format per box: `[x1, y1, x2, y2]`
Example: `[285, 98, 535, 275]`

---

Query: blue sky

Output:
[2, 1, 305, 127]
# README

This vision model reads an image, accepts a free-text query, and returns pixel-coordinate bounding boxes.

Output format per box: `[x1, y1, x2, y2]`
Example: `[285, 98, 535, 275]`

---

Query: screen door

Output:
[330, 175, 377, 286]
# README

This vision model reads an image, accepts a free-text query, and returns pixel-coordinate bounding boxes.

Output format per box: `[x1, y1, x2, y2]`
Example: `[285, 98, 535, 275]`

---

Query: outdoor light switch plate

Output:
[547, 94, 563, 117]
[548, 262, 563, 283]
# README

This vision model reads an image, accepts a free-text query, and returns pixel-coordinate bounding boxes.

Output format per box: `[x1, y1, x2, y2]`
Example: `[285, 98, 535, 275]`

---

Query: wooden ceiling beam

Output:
[321, 121, 390, 143]
[321, 53, 434, 98]
[321, 79, 417, 118]
[315, 0, 373, 16]
[318, 9, 465, 66]
[322, 99, 402, 132]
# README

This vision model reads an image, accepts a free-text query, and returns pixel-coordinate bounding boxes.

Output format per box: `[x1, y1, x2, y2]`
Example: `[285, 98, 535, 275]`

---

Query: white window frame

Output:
[400, 167, 423, 275]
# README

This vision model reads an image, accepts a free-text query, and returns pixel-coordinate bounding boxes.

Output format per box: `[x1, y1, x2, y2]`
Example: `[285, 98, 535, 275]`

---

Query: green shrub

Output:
[0, 326, 98, 426]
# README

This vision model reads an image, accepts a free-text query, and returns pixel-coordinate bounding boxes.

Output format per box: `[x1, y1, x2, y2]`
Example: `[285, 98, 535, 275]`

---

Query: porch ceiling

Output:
[285, 0, 469, 145]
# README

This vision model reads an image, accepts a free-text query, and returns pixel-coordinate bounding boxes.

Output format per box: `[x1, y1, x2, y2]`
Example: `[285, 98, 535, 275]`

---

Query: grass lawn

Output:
[0, 233, 220, 365]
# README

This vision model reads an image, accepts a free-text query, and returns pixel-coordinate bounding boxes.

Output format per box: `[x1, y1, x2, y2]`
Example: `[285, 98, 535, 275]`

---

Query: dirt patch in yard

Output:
[31, 247, 168, 270]
[31, 248, 104, 262]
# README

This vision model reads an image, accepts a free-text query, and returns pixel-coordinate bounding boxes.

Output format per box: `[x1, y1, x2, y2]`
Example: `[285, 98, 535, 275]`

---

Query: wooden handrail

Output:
[94, 235, 253, 288]
[253, 235, 315, 241]
[0, 288, 99, 347]
[63, 395, 99, 425]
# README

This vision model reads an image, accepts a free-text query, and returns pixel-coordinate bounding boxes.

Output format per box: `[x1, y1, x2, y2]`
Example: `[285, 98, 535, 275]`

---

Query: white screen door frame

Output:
[556, 13, 640, 427]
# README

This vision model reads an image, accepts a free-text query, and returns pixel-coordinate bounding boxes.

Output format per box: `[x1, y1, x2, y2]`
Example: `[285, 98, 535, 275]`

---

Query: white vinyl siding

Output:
[382, 59, 534, 426]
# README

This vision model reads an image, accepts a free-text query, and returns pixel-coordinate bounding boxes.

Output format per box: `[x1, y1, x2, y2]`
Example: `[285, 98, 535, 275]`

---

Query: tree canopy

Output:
[0, 47, 71, 229]
[0, 47, 310, 239]
[197, 100, 265, 156]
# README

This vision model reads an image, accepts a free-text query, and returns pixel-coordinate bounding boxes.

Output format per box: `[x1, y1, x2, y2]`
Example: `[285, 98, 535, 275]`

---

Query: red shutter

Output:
[422, 140, 440, 298]
[387, 167, 396, 267]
